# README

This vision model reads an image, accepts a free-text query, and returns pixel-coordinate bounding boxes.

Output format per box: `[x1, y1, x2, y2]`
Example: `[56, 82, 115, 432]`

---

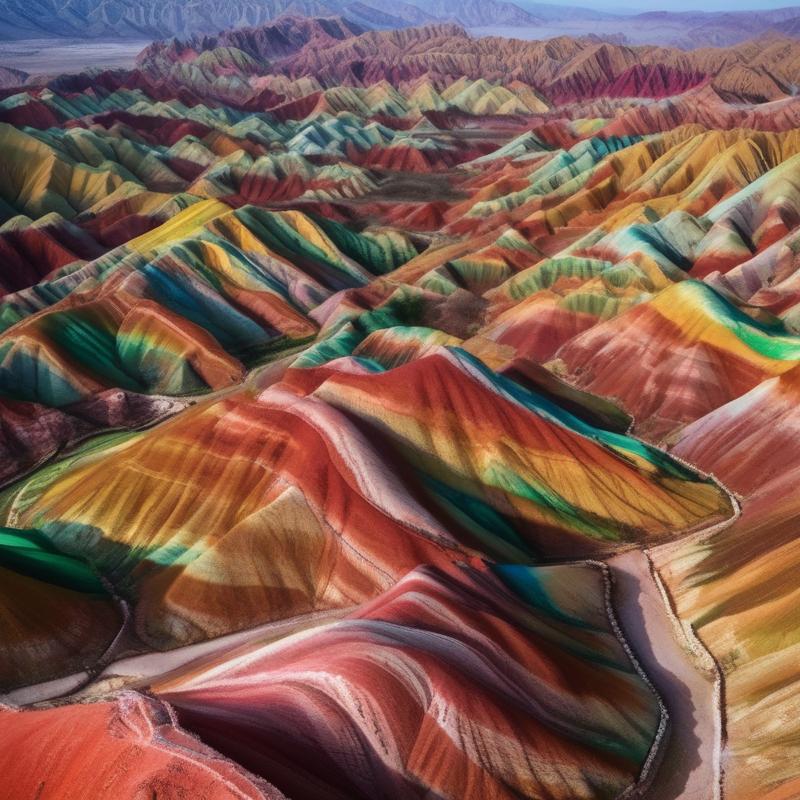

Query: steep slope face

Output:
[654, 370, 800, 797]
[0, 346, 728, 654]
[0, 693, 283, 799]
[0, 193, 419, 482]
[672, 366, 800, 494]
[0, 214, 101, 296]
[0, 526, 121, 691]
[0, 123, 133, 220]
[158, 561, 663, 800]
[556, 280, 800, 440]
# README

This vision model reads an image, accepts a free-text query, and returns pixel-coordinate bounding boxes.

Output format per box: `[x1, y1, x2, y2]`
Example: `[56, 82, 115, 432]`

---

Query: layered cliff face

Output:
[2, 23, 800, 800]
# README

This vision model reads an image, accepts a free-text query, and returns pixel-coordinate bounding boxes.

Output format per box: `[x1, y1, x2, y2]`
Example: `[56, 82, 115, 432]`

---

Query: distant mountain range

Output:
[2, 0, 800, 49]
[0, 0, 540, 40]
[2, 14, 799, 103]
[128, 18, 800, 106]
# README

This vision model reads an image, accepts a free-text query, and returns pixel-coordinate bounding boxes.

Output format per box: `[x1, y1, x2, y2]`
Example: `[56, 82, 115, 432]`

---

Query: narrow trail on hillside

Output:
[610, 549, 722, 800]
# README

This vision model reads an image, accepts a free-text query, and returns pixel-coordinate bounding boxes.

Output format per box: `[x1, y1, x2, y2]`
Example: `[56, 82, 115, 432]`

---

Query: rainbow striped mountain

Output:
[1, 15, 799, 800]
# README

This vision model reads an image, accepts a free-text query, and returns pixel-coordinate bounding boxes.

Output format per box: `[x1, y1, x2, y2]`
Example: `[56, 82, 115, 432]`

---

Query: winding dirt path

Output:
[2, 606, 353, 707]
[610, 549, 721, 800]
